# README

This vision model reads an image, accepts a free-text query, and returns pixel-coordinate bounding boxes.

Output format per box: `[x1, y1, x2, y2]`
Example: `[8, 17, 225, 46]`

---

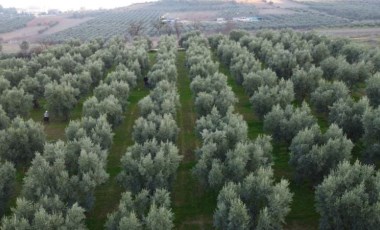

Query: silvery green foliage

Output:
[18, 76, 44, 101]
[22, 139, 108, 209]
[336, 60, 373, 88]
[138, 80, 179, 118]
[366, 73, 380, 107]
[194, 131, 272, 189]
[370, 49, 380, 72]
[1, 196, 86, 230]
[0, 161, 15, 216]
[148, 60, 177, 87]
[250, 79, 294, 118]
[321, 56, 346, 81]
[214, 168, 292, 230]
[311, 80, 349, 113]
[362, 106, 380, 158]
[190, 72, 228, 96]
[208, 33, 226, 50]
[315, 160, 380, 230]
[294, 49, 313, 69]
[329, 97, 369, 141]
[85, 59, 104, 85]
[94, 80, 130, 110]
[133, 112, 179, 144]
[229, 30, 250, 42]
[0, 87, 33, 118]
[65, 115, 114, 150]
[341, 43, 365, 64]
[195, 89, 237, 117]
[60, 71, 93, 97]
[0, 76, 10, 94]
[267, 47, 297, 79]
[179, 31, 202, 49]
[264, 102, 317, 143]
[105, 64, 137, 88]
[289, 124, 353, 183]
[2, 66, 29, 87]
[105, 189, 173, 230]
[311, 42, 330, 65]
[242, 69, 278, 97]
[44, 81, 79, 120]
[0, 105, 10, 130]
[83, 95, 124, 128]
[291, 66, 323, 100]
[0, 117, 45, 166]
[217, 40, 242, 66]
[58, 54, 79, 74]
[230, 48, 261, 85]
[118, 139, 182, 194]
[36, 66, 63, 82]
[189, 59, 219, 80]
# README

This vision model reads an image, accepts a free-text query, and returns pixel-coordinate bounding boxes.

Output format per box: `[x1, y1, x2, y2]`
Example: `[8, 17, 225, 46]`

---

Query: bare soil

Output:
[316, 27, 380, 46]
[0, 14, 92, 43]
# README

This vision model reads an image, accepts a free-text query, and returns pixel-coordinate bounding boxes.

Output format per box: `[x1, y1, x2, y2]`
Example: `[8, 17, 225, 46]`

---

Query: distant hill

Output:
[0, 5, 34, 33]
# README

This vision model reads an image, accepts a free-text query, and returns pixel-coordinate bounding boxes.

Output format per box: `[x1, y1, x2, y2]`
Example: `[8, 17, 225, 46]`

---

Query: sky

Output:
[1, 0, 152, 11]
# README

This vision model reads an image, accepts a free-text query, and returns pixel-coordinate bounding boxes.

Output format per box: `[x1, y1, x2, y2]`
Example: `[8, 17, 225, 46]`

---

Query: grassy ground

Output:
[172, 51, 217, 230]
[217, 57, 319, 230]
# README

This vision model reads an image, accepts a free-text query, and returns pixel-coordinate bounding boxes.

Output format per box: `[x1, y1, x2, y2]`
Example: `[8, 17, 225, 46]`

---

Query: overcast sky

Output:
[1, 0, 153, 11]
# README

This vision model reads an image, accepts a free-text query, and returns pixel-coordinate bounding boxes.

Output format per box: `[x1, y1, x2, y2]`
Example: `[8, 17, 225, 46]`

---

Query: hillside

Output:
[1, 0, 380, 49]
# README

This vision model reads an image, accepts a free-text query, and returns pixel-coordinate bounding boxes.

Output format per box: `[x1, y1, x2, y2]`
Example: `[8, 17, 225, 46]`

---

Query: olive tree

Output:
[190, 72, 228, 96]
[132, 113, 179, 144]
[250, 79, 294, 118]
[1, 196, 86, 229]
[83, 95, 124, 128]
[366, 73, 380, 107]
[0, 117, 45, 166]
[329, 97, 369, 141]
[242, 69, 277, 97]
[94, 80, 130, 110]
[105, 64, 137, 88]
[291, 66, 323, 100]
[0, 76, 10, 95]
[315, 160, 380, 230]
[311, 80, 349, 113]
[0, 105, 10, 130]
[0, 87, 33, 118]
[118, 139, 182, 193]
[138, 81, 179, 117]
[289, 124, 353, 183]
[22, 139, 109, 210]
[105, 189, 173, 230]
[195, 89, 237, 117]
[230, 49, 260, 85]
[44, 81, 79, 120]
[267, 48, 297, 79]
[0, 161, 15, 216]
[214, 168, 292, 230]
[264, 102, 317, 143]
[362, 106, 380, 159]
[19, 76, 44, 108]
[65, 115, 114, 150]
[194, 134, 273, 190]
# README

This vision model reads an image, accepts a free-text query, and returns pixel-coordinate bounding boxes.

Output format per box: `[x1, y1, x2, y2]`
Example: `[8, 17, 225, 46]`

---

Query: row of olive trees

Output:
[218, 29, 380, 229]
[0, 38, 149, 228]
[184, 33, 293, 229]
[107, 36, 181, 230]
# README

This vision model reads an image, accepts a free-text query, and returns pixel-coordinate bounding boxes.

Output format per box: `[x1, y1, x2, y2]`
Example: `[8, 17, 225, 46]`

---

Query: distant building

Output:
[216, 18, 226, 23]
[232, 16, 262, 22]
